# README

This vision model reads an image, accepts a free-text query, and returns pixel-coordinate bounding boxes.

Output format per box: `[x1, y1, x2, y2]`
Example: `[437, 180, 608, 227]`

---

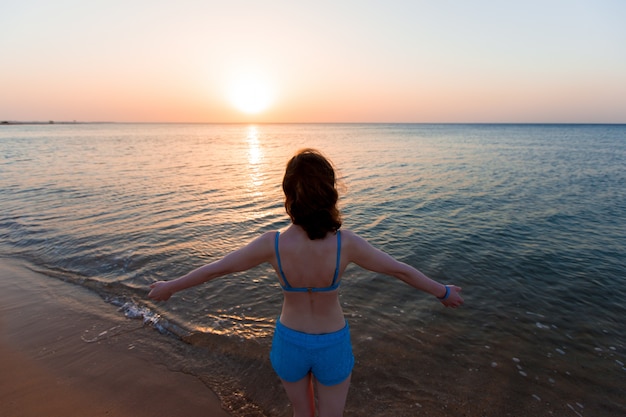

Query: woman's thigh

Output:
[280, 373, 315, 417]
[316, 374, 351, 417]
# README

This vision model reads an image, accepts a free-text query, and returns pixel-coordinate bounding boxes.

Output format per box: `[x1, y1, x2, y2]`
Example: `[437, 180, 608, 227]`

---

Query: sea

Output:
[1, 123, 624, 416]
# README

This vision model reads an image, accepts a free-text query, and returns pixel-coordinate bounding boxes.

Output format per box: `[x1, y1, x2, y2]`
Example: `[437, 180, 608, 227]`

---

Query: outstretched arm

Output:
[344, 230, 463, 307]
[148, 231, 275, 301]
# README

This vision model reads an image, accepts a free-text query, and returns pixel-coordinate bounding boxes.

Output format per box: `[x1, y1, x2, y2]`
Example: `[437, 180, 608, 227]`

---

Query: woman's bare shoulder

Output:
[338, 229, 369, 249]
[339, 228, 364, 240]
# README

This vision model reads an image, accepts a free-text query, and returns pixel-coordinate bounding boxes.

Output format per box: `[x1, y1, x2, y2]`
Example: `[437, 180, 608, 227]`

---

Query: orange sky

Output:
[1, 1, 625, 123]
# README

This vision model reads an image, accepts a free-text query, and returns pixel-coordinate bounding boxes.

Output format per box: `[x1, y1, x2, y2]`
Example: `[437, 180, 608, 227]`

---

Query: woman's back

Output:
[272, 225, 346, 334]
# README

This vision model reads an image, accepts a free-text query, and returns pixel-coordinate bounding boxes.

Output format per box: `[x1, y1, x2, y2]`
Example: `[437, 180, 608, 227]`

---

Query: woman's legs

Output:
[272, 319, 353, 416]
[316, 374, 351, 417]
[280, 373, 315, 417]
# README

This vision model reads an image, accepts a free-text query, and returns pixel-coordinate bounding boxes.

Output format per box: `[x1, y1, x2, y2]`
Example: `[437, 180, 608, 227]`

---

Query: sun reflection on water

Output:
[244, 125, 267, 205]
[247, 125, 262, 165]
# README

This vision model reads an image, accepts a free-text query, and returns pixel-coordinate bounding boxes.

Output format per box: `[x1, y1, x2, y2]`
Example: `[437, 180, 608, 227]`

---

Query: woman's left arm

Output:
[344, 230, 464, 307]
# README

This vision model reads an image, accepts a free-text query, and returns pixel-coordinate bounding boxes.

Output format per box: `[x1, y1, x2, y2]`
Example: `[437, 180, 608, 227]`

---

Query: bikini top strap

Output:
[274, 231, 293, 289]
[330, 230, 342, 287]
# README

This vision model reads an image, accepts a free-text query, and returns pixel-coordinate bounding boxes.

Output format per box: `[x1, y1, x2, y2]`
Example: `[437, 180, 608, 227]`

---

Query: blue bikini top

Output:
[274, 230, 342, 293]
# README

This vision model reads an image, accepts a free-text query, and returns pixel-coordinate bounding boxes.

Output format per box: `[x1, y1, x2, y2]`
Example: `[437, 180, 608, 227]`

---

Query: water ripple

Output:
[1, 123, 625, 415]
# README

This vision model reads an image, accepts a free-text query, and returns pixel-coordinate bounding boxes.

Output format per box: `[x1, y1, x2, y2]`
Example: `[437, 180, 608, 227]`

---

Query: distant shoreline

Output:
[1, 121, 114, 125]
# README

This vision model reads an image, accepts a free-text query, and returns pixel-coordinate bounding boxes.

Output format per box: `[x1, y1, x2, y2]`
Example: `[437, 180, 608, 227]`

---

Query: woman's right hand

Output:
[148, 281, 174, 301]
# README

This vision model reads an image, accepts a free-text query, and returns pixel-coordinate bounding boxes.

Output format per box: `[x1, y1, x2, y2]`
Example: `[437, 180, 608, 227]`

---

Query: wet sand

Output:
[0, 258, 231, 417]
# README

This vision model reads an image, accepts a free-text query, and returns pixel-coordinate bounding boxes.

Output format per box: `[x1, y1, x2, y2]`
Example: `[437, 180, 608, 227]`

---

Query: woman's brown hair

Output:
[283, 149, 342, 240]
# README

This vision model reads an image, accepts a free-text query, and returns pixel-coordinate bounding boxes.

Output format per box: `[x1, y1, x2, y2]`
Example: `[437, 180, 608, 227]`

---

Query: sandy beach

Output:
[0, 258, 231, 417]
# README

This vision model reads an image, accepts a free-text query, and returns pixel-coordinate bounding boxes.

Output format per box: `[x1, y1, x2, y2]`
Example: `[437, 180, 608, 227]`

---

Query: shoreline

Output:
[0, 257, 623, 416]
[0, 258, 231, 417]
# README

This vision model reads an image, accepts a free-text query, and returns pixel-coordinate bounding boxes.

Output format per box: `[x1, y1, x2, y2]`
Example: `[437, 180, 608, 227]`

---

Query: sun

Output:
[227, 73, 275, 115]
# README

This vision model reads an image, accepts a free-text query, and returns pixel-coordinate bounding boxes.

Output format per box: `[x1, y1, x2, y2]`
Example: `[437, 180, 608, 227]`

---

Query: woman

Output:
[148, 148, 463, 417]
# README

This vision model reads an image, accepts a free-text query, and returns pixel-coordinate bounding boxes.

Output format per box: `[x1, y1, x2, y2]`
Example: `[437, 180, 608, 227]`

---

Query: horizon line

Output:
[3, 120, 626, 126]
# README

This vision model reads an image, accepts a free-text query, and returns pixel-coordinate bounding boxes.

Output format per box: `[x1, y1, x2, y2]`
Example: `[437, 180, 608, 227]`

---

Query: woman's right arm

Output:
[344, 230, 463, 307]
[148, 231, 275, 301]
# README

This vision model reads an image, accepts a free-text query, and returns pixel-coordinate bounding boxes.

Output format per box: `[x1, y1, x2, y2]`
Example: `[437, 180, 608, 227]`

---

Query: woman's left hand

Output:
[440, 285, 464, 308]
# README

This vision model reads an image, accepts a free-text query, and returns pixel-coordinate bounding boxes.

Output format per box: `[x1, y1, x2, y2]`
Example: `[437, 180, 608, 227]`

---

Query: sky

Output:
[1, 0, 625, 123]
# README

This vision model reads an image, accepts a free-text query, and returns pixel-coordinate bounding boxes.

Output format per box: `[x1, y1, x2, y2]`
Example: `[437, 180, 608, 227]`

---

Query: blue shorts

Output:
[270, 319, 354, 386]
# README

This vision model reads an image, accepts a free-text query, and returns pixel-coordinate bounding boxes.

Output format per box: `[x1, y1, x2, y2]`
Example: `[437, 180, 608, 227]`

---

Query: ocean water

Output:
[1, 123, 624, 416]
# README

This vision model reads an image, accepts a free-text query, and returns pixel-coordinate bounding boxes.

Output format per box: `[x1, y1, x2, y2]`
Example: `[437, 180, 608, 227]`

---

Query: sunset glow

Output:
[227, 74, 275, 115]
[1, 1, 625, 123]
